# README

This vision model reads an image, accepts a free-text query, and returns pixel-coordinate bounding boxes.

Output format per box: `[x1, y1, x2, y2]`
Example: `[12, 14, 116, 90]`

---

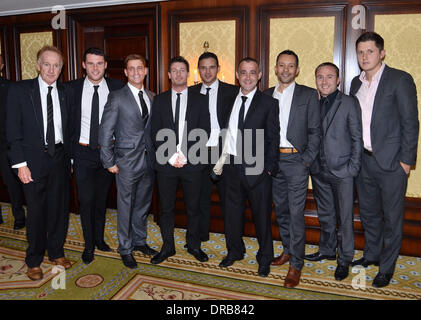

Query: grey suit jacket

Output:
[350, 65, 419, 171]
[310, 91, 363, 178]
[99, 85, 155, 176]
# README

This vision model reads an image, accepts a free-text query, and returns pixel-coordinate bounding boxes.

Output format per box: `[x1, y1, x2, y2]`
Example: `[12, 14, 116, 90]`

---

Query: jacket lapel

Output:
[323, 92, 342, 134]
[287, 84, 300, 135]
[124, 85, 144, 124]
[30, 78, 45, 143]
[243, 90, 260, 126]
[57, 83, 68, 141]
[371, 65, 389, 122]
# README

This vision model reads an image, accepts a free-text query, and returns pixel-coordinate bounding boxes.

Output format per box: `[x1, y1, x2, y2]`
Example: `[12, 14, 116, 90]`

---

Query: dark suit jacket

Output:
[99, 85, 156, 175]
[0, 78, 10, 152]
[66, 77, 124, 162]
[6, 77, 72, 180]
[223, 89, 280, 189]
[310, 91, 363, 178]
[264, 83, 321, 167]
[350, 65, 419, 171]
[151, 87, 210, 173]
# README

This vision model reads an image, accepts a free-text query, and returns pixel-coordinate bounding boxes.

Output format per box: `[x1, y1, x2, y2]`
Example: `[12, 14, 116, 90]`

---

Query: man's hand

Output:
[400, 162, 410, 175]
[173, 153, 186, 168]
[108, 165, 119, 174]
[18, 166, 33, 184]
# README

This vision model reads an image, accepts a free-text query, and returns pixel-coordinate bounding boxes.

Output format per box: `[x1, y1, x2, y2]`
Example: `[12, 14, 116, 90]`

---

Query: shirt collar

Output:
[359, 62, 385, 83]
[201, 79, 219, 91]
[322, 89, 339, 105]
[84, 77, 106, 88]
[274, 81, 295, 95]
[38, 75, 56, 90]
[127, 82, 145, 94]
[172, 87, 188, 96]
[239, 86, 257, 100]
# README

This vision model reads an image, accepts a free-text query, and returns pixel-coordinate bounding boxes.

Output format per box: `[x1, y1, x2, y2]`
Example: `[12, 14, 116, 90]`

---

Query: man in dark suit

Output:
[189, 52, 238, 244]
[306, 62, 362, 281]
[67, 48, 124, 264]
[6, 46, 72, 281]
[150, 56, 210, 265]
[263, 50, 320, 288]
[99, 54, 157, 269]
[0, 54, 25, 228]
[217, 57, 279, 278]
[350, 32, 419, 288]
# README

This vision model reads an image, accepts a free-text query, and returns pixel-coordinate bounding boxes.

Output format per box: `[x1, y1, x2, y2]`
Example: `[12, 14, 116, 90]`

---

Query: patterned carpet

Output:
[0, 202, 420, 300]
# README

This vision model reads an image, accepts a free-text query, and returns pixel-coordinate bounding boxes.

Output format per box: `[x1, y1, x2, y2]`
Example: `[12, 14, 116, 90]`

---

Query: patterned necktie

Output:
[89, 85, 99, 150]
[175, 93, 181, 145]
[46, 86, 55, 156]
[138, 90, 149, 121]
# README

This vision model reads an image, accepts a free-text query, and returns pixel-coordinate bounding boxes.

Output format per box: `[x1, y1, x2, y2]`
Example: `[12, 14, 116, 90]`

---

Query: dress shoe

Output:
[334, 264, 349, 281]
[258, 264, 270, 277]
[150, 249, 176, 265]
[13, 219, 26, 230]
[121, 253, 137, 269]
[49, 257, 72, 269]
[96, 242, 112, 252]
[27, 267, 43, 281]
[372, 273, 393, 288]
[284, 266, 301, 288]
[351, 257, 379, 268]
[134, 244, 158, 256]
[82, 250, 94, 264]
[219, 256, 243, 268]
[187, 248, 209, 262]
[304, 251, 336, 261]
[271, 253, 290, 266]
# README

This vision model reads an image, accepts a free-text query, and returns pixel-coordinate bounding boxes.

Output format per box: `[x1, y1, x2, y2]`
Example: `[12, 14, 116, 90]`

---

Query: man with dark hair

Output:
[150, 56, 210, 265]
[350, 31, 419, 288]
[6, 45, 73, 280]
[305, 62, 362, 281]
[188, 51, 238, 244]
[0, 54, 26, 228]
[264, 50, 320, 288]
[99, 54, 157, 269]
[216, 57, 279, 278]
[67, 47, 124, 264]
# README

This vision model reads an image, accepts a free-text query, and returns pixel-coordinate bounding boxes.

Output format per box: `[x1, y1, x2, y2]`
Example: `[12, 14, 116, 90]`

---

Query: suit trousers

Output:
[223, 164, 274, 266]
[272, 153, 309, 270]
[0, 151, 25, 222]
[73, 150, 114, 251]
[23, 146, 69, 268]
[356, 152, 407, 275]
[312, 167, 355, 266]
[157, 169, 202, 252]
[115, 168, 154, 255]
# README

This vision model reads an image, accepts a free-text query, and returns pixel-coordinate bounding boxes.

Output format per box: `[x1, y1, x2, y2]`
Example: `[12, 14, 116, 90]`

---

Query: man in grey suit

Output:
[306, 62, 362, 281]
[264, 50, 320, 288]
[350, 32, 419, 288]
[99, 54, 157, 269]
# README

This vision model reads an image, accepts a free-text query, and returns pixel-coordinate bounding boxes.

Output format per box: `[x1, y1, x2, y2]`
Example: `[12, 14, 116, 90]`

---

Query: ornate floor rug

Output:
[0, 202, 420, 300]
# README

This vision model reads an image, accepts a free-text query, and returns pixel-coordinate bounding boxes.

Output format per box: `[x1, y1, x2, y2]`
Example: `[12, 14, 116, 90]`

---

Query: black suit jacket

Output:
[350, 64, 419, 171]
[264, 83, 321, 167]
[0, 78, 10, 152]
[6, 77, 72, 180]
[151, 87, 210, 173]
[310, 91, 363, 178]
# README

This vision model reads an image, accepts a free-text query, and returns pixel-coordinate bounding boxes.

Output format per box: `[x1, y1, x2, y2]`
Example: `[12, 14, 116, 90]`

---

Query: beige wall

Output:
[20, 31, 52, 80]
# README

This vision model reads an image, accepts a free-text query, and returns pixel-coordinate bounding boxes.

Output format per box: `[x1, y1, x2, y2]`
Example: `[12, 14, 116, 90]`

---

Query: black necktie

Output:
[138, 90, 149, 121]
[320, 97, 329, 120]
[89, 85, 99, 150]
[238, 96, 247, 129]
[205, 87, 211, 104]
[175, 93, 181, 145]
[46, 86, 55, 156]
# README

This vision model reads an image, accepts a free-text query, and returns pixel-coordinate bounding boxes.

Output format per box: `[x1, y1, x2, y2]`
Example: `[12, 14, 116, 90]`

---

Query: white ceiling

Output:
[0, 0, 163, 16]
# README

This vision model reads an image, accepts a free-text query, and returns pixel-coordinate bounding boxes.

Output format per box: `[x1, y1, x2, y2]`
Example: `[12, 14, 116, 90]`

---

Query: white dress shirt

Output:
[273, 81, 295, 148]
[127, 82, 151, 118]
[200, 79, 220, 147]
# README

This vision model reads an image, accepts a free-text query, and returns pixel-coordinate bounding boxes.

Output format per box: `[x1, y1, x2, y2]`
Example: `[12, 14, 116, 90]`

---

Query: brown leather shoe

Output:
[284, 266, 301, 288]
[271, 253, 290, 266]
[49, 257, 72, 269]
[27, 267, 43, 281]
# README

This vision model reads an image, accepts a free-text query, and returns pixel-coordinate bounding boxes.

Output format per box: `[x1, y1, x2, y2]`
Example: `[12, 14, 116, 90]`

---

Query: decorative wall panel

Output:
[20, 31, 53, 80]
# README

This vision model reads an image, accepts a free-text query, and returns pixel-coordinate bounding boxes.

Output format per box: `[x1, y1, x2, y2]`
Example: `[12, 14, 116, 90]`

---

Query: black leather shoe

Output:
[150, 250, 176, 265]
[258, 264, 270, 277]
[372, 273, 393, 288]
[187, 248, 209, 262]
[351, 257, 379, 268]
[219, 256, 243, 268]
[334, 264, 349, 281]
[121, 253, 137, 269]
[96, 242, 112, 252]
[304, 251, 336, 261]
[13, 220, 26, 230]
[82, 250, 94, 264]
[133, 244, 158, 256]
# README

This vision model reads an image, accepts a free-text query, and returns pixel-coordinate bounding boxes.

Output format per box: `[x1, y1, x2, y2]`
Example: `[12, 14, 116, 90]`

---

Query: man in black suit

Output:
[189, 52, 238, 244]
[217, 57, 279, 278]
[306, 62, 362, 281]
[6, 46, 72, 281]
[350, 32, 419, 288]
[264, 50, 320, 288]
[0, 54, 25, 228]
[99, 54, 157, 269]
[67, 48, 124, 264]
[150, 56, 210, 265]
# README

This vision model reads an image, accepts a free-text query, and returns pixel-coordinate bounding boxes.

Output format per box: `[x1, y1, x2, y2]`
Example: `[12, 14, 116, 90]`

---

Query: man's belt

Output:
[280, 147, 299, 154]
